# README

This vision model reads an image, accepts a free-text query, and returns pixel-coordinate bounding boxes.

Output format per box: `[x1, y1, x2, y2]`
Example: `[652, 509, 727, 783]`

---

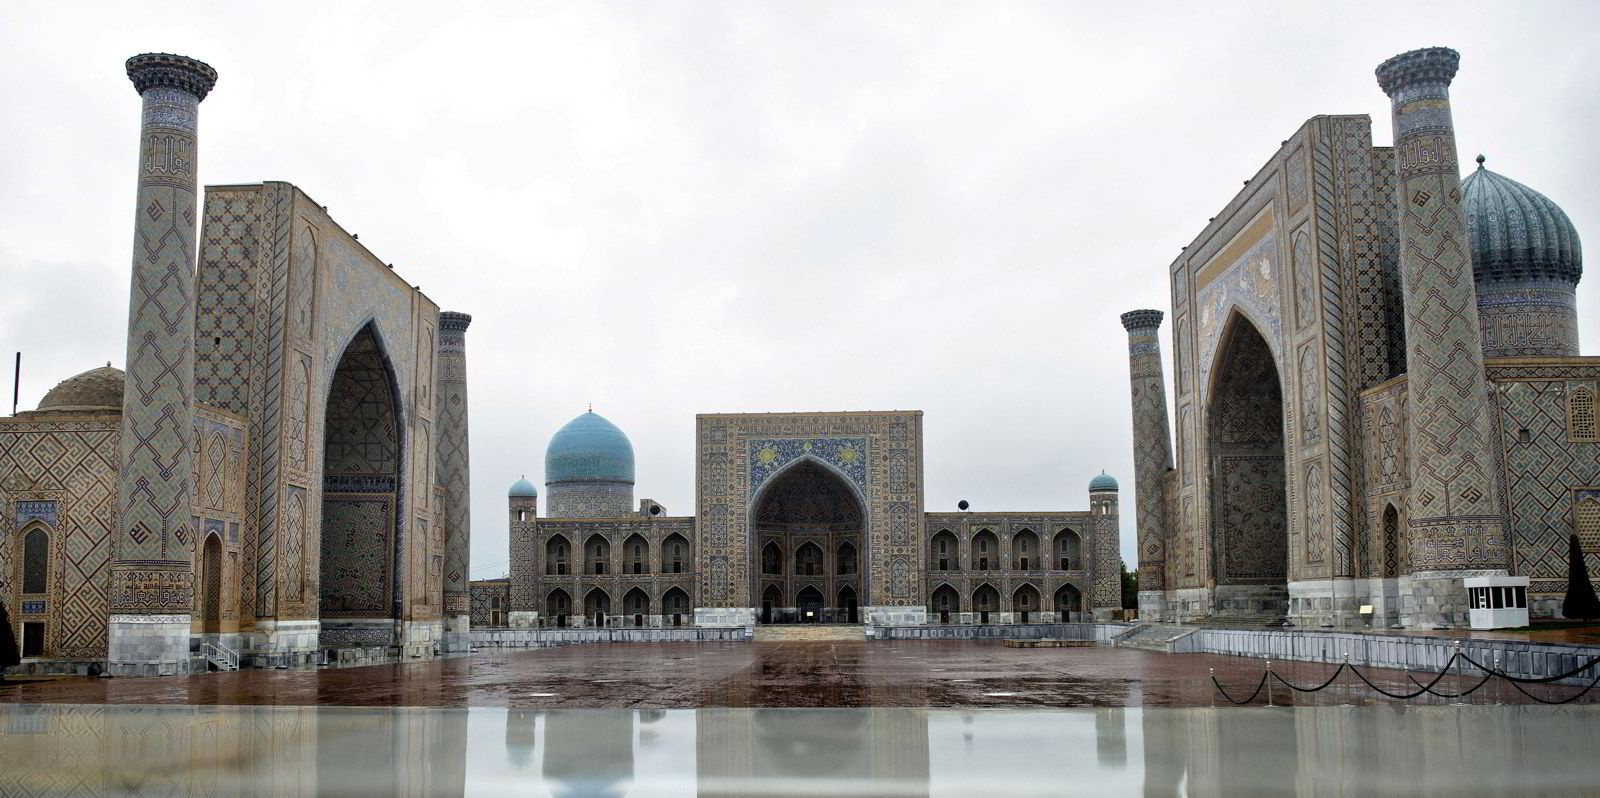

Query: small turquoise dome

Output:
[545, 411, 635, 485]
[508, 477, 538, 498]
[1088, 471, 1118, 492]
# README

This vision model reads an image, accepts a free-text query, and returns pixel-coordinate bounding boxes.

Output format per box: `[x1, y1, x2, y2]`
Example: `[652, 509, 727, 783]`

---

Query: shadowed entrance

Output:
[752, 460, 864, 624]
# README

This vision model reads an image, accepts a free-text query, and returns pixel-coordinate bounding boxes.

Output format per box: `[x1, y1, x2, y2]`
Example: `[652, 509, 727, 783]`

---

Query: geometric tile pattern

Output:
[436, 312, 472, 617]
[1121, 311, 1172, 591]
[1492, 375, 1600, 593]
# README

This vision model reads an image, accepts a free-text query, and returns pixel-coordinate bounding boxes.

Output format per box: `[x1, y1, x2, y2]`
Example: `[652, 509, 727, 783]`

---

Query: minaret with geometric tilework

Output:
[1121, 309, 1173, 622]
[1376, 47, 1510, 626]
[437, 311, 473, 634]
[108, 53, 217, 675]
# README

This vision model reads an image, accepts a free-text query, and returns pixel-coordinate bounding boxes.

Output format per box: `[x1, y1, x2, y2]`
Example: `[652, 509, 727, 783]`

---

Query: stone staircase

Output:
[753, 624, 866, 643]
[1113, 624, 1198, 652]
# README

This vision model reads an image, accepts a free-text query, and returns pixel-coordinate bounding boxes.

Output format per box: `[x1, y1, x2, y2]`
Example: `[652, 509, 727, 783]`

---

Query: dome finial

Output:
[1476, 154, 1486, 168]
[588, 402, 593, 413]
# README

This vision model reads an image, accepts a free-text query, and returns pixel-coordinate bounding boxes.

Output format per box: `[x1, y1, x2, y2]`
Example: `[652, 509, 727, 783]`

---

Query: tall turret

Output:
[1121, 309, 1173, 621]
[109, 53, 217, 676]
[436, 311, 473, 633]
[1376, 47, 1509, 626]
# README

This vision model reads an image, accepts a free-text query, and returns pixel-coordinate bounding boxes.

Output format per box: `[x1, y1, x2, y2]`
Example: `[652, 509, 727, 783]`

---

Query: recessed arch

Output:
[930, 583, 960, 623]
[1012, 583, 1040, 622]
[1054, 528, 1082, 570]
[663, 533, 690, 574]
[624, 533, 649, 575]
[1055, 584, 1082, 621]
[546, 534, 570, 576]
[931, 529, 959, 572]
[1206, 310, 1289, 617]
[1012, 529, 1039, 571]
[750, 456, 865, 624]
[837, 584, 859, 623]
[972, 583, 1000, 623]
[1381, 503, 1401, 579]
[546, 588, 571, 627]
[972, 529, 999, 572]
[795, 586, 824, 623]
[319, 321, 403, 648]
[662, 587, 690, 627]
[761, 540, 783, 575]
[794, 542, 823, 576]
[200, 531, 224, 635]
[584, 587, 611, 626]
[584, 533, 611, 576]
[20, 523, 49, 595]
[623, 588, 650, 626]
[836, 541, 858, 575]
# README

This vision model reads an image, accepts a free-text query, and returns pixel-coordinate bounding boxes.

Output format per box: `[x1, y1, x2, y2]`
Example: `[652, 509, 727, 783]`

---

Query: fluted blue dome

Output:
[508, 478, 538, 497]
[1089, 471, 1118, 492]
[544, 411, 635, 485]
[1461, 157, 1583, 285]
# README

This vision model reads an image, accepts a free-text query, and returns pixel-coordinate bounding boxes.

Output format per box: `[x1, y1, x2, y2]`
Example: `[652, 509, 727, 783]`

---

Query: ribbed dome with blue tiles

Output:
[544, 411, 636, 518]
[1088, 471, 1118, 492]
[508, 477, 538, 497]
[1461, 156, 1582, 286]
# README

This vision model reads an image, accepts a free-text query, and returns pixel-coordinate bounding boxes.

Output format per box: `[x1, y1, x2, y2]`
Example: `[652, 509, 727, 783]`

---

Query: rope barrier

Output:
[1211, 649, 1600, 705]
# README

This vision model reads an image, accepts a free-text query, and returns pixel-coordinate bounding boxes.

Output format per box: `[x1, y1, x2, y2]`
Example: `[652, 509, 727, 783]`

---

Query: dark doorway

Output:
[838, 585, 859, 624]
[796, 586, 824, 623]
[750, 458, 865, 624]
[22, 622, 44, 658]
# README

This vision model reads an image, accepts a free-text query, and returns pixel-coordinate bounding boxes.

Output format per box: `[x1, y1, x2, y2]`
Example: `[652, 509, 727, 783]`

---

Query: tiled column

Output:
[1375, 47, 1509, 626]
[1121, 310, 1172, 621]
[437, 311, 473, 633]
[109, 53, 218, 675]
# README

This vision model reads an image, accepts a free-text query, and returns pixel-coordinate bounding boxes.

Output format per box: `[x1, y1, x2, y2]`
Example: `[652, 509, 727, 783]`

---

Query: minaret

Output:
[507, 478, 540, 628]
[1120, 310, 1172, 621]
[109, 53, 217, 676]
[1375, 47, 1509, 626]
[1088, 473, 1122, 620]
[436, 311, 473, 633]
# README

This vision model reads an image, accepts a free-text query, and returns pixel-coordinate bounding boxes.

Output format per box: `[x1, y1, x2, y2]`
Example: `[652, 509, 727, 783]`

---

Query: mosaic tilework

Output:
[1121, 311, 1172, 591]
[436, 312, 472, 617]
[1377, 48, 1508, 572]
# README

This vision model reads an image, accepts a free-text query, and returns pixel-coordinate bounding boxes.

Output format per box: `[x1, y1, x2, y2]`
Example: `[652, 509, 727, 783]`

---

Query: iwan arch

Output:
[1123, 47, 1600, 628]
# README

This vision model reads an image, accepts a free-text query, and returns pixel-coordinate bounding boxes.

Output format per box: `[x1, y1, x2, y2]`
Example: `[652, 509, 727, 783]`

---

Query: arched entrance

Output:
[930, 584, 959, 624]
[319, 323, 402, 648]
[1055, 584, 1082, 621]
[663, 588, 690, 627]
[1012, 584, 1039, 623]
[624, 588, 650, 627]
[750, 459, 864, 624]
[973, 584, 999, 624]
[585, 588, 611, 627]
[200, 533, 223, 635]
[1207, 313, 1289, 618]
[547, 588, 571, 627]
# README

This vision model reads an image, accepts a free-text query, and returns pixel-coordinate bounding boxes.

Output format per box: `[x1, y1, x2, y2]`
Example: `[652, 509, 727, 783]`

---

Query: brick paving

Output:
[2, 640, 1593, 708]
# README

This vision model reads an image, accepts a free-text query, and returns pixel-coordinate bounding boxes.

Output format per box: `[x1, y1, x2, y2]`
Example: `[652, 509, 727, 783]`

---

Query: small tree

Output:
[1121, 564, 1139, 610]
[1562, 533, 1600, 621]
[0, 600, 20, 678]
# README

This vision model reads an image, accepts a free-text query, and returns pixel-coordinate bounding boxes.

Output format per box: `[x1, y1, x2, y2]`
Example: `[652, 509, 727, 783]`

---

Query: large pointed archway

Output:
[1206, 312, 1289, 618]
[318, 322, 404, 648]
[750, 458, 864, 623]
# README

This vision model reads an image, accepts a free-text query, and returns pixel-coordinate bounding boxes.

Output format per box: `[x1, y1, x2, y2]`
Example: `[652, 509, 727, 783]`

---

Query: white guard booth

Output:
[1464, 575, 1530, 630]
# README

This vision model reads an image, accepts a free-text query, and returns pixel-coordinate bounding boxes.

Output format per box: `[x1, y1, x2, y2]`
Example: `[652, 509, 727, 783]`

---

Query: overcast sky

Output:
[3, 2, 1598, 579]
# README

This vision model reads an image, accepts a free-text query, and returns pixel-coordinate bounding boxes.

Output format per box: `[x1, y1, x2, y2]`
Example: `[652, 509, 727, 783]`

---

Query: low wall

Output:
[1174, 628, 1600, 686]
[468, 627, 751, 648]
[869, 622, 1130, 642]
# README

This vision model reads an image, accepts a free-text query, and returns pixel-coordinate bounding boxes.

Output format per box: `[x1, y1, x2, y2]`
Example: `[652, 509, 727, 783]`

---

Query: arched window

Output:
[546, 535, 569, 576]
[973, 584, 999, 623]
[22, 527, 49, 594]
[837, 542, 858, 575]
[932, 529, 958, 571]
[584, 588, 611, 626]
[762, 541, 783, 575]
[1055, 584, 1082, 621]
[795, 542, 823, 576]
[663, 588, 690, 627]
[624, 588, 650, 626]
[930, 585, 959, 623]
[585, 535, 610, 575]
[546, 589, 571, 627]
[972, 530, 997, 572]
[1055, 529, 1082, 570]
[1013, 584, 1040, 623]
[1381, 504, 1401, 579]
[1013, 529, 1038, 571]
[1571, 387, 1597, 442]
[625, 534, 649, 575]
[664, 533, 689, 573]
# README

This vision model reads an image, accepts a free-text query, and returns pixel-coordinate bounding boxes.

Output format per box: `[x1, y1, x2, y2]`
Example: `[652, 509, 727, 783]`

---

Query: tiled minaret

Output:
[1121, 310, 1172, 622]
[1376, 47, 1509, 626]
[437, 311, 473, 633]
[110, 53, 218, 675]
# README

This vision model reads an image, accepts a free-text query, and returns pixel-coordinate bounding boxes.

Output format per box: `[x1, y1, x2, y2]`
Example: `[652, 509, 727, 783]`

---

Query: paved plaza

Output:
[3, 640, 1594, 709]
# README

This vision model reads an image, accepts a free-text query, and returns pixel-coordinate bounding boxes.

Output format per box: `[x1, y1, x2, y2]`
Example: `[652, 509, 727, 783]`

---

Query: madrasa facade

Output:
[1122, 47, 1597, 629]
[473, 410, 1124, 629]
[0, 54, 474, 674]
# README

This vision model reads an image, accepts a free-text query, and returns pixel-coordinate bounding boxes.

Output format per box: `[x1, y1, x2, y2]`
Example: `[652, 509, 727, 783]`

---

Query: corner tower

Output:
[1375, 47, 1510, 625]
[1088, 472, 1123, 619]
[1121, 310, 1173, 621]
[437, 311, 473, 633]
[109, 53, 217, 676]
[544, 411, 635, 518]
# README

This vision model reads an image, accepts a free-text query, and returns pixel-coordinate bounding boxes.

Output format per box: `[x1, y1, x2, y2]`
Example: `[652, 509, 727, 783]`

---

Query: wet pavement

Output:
[2, 640, 1594, 708]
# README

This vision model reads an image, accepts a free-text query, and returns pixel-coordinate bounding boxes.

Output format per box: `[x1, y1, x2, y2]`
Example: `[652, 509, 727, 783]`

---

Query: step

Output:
[753, 625, 867, 643]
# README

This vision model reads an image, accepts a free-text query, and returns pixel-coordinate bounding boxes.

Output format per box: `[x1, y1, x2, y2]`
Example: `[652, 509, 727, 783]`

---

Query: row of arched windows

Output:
[928, 583, 1082, 623]
[930, 528, 1082, 572]
[544, 533, 690, 576]
[760, 541, 857, 576]
[543, 586, 692, 627]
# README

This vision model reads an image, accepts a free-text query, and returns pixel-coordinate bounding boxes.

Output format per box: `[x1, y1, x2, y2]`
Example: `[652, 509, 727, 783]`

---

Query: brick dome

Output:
[37, 365, 124, 412]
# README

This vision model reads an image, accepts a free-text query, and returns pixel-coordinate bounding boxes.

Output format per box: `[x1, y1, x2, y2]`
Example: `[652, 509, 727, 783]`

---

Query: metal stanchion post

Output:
[1267, 660, 1274, 707]
[1453, 641, 1466, 706]
[1209, 667, 1215, 708]
[1494, 654, 1502, 706]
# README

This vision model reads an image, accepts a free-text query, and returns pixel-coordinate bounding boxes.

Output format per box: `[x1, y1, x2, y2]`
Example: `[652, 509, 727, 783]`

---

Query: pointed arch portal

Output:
[750, 459, 865, 623]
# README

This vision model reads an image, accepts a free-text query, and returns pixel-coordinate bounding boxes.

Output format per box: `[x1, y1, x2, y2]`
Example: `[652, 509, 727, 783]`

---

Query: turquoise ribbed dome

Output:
[544, 411, 635, 485]
[508, 477, 538, 497]
[1088, 471, 1118, 492]
[1461, 156, 1582, 285]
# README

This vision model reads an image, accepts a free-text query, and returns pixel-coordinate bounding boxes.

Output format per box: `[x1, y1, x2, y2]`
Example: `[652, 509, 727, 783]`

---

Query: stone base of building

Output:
[1287, 578, 1373, 628]
[1212, 583, 1288, 618]
[445, 614, 471, 634]
[508, 611, 539, 629]
[1137, 590, 1170, 623]
[400, 619, 444, 659]
[865, 605, 926, 626]
[107, 614, 191, 677]
[318, 618, 396, 649]
[251, 619, 321, 667]
[695, 606, 757, 627]
[1405, 569, 1507, 628]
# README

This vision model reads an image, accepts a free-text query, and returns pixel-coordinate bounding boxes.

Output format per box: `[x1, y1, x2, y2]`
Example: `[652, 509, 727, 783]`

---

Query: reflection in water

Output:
[2, 703, 1599, 795]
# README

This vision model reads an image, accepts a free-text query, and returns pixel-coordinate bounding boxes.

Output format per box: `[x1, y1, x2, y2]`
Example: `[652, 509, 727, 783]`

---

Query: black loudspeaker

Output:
[649, 504, 662, 516]
[958, 500, 969, 511]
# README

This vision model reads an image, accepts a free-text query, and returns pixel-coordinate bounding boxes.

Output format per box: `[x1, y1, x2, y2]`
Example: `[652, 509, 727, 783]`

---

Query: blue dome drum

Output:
[1461, 156, 1584, 357]
[1088, 471, 1119, 492]
[544, 411, 636, 518]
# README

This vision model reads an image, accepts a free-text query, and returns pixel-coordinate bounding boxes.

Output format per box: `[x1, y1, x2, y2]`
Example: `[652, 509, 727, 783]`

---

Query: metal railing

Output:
[202, 640, 239, 671]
